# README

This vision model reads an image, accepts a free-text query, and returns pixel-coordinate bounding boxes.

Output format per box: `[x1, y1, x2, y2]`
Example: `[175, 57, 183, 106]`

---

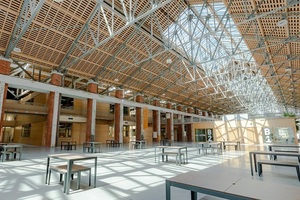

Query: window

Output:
[123, 125, 129, 137]
[61, 96, 74, 109]
[110, 104, 115, 113]
[59, 123, 72, 137]
[124, 106, 129, 115]
[21, 124, 31, 137]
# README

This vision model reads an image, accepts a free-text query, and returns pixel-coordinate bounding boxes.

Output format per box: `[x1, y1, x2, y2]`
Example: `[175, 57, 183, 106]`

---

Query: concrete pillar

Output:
[114, 89, 123, 143]
[177, 105, 184, 142]
[166, 102, 173, 140]
[46, 71, 62, 147]
[153, 99, 160, 142]
[86, 80, 97, 142]
[0, 58, 11, 142]
[135, 94, 143, 140]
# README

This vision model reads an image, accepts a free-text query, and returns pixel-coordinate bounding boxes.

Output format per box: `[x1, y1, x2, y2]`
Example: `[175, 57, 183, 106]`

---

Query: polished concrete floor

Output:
[1, 142, 300, 200]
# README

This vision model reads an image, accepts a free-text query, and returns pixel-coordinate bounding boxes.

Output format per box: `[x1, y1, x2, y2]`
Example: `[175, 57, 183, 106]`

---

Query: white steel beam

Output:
[0, 74, 214, 120]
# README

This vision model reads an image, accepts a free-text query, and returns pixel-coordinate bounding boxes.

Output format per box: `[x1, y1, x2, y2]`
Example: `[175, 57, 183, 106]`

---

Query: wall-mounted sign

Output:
[262, 127, 272, 143]
[207, 129, 213, 142]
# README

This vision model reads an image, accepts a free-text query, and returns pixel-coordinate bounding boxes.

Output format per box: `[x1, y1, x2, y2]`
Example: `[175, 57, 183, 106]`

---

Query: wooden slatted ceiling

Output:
[1, 0, 299, 114]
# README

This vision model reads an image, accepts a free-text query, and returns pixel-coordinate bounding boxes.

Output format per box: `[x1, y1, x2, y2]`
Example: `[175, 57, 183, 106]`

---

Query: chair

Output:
[48, 164, 91, 192]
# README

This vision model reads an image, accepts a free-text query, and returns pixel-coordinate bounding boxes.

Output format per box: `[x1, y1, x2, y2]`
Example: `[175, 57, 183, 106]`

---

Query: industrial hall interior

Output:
[1, 0, 300, 200]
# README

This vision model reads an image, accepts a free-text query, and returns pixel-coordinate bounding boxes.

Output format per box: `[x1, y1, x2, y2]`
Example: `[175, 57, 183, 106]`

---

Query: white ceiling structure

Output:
[1, 0, 300, 117]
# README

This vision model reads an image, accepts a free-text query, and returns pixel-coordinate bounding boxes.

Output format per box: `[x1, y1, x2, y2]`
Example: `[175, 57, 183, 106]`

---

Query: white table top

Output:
[3, 144, 23, 148]
[156, 146, 187, 149]
[167, 171, 300, 199]
[48, 153, 97, 160]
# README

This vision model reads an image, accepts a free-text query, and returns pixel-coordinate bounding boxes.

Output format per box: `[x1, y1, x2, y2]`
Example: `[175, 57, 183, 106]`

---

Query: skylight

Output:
[163, 2, 281, 114]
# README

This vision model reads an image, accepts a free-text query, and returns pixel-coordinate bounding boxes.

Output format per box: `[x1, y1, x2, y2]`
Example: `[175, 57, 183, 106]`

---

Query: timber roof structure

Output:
[1, 0, 300, 116]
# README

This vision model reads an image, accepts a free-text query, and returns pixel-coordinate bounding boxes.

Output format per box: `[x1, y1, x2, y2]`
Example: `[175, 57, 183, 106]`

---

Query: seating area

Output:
[1, 0, 300, 199]
[1, 143, 300, 200]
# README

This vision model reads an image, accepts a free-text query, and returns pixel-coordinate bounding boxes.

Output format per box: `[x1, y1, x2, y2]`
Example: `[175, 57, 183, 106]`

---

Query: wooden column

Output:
[152, 99, 160, 142]
[177, 105, 183, 142]
[114, 89, 123, 143]
[166, 102, 173, 140]
[135, 94, 143, 140]
[46, 71, 62, 147]
[86, 81, 97, 142]
[0, 58, 11, 142]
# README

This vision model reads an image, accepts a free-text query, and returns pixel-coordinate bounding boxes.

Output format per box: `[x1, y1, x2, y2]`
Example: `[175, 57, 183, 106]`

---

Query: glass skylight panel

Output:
[163, 2, 280, 114]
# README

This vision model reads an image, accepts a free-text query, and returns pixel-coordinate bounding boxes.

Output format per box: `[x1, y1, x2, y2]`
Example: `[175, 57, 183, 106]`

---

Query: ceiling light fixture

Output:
[54, 0, 64, 2]
[166, 58, 172, 64]
[13, 47, 21, 53]
[277, 19, 288, 27]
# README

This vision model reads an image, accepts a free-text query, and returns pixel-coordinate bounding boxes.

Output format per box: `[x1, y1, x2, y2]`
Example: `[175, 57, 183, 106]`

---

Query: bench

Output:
[222, 141, 240, 150]
[61, 141, 77, 150]
[158, 152, 185, 165]
[83, 142, 101, 153]
[257, 160, 300, 181]
[198, 146, 218, 154]
[48, 164, 91, 192]
[106, 140, 122, 147]
[273, 150, 300, 161]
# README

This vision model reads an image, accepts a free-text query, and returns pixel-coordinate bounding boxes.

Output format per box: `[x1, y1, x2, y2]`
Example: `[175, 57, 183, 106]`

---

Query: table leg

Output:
[178, 149, 182, 165]
[254, 154, 257, 172]
[249, 152, 253, 176]
[45, 157, 50, 184]
[65, 161, 72, 194]
[94, 157, 97, 187]
[185, 147, 188, 164]
[155, 147, 157, 163]
[191, 191, 197, 200]
[166, 180, 171, 200]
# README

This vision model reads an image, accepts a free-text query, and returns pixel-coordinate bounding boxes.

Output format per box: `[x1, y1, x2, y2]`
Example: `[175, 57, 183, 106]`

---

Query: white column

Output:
[91, 99, 97, 139]
[50, 92, 60, 147]
[119, 103, 124, 143]
[0, 82, 5, 122]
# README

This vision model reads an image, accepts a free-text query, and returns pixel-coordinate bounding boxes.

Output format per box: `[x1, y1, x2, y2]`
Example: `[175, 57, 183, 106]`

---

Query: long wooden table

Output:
[249, 150, 300, 175]
[45, 153, 97, 194]
[166, 171, 300, 200]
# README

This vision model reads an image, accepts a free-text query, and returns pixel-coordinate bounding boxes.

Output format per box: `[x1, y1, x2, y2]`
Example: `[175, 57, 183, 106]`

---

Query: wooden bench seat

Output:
[257, 160, 300, 181]
[48, 164, 91, 192]
[158, 152, 185, 165]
